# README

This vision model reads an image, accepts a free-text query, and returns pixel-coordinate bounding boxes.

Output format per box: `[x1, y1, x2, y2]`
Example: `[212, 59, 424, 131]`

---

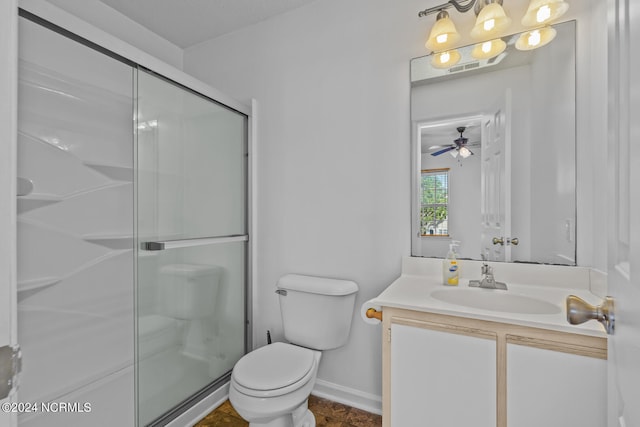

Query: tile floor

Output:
[195, 395, 382, 427]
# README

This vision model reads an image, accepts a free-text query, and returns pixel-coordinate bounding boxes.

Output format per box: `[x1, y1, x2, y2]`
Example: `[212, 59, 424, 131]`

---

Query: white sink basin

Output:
[431, 288, 561, 315]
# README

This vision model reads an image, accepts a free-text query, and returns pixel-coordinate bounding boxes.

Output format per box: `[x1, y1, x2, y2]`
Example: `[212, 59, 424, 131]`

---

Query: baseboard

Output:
[312, 379, 382, 415]
[163, 378, 382, 426]
[166, 382, 230, 427]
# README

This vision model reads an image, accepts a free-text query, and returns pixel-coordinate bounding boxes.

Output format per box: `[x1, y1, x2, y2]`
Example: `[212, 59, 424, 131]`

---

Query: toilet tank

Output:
[159, 264, 222, 319]
[277, 274, 359, 350]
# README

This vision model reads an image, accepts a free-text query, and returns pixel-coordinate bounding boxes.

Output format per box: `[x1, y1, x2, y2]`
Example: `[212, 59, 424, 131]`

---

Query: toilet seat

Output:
[231, 342, 316, 398]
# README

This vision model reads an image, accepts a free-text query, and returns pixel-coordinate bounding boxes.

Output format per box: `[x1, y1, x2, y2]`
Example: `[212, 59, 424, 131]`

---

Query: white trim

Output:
[312, 379, 382, 416]
[249, 99, 259, 350]
[18, 0, 250, 116]
[0, 0, 19, 423]
[165, 383, 230, 427]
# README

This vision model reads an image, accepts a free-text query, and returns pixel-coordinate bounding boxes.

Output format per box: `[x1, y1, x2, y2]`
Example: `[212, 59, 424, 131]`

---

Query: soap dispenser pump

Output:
[442, 240, 460, 286]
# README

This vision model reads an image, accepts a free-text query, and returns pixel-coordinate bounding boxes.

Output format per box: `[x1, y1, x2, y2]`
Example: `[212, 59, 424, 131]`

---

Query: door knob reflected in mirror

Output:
[566, 295, 615, 335]
[492, 237, 519, 246]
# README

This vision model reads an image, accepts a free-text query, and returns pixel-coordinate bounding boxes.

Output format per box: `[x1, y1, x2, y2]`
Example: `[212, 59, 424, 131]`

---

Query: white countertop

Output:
[368, 257, 608, 338]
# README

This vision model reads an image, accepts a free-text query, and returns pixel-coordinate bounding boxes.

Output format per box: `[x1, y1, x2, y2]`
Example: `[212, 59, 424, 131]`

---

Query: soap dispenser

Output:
[442, 240, 460, 286]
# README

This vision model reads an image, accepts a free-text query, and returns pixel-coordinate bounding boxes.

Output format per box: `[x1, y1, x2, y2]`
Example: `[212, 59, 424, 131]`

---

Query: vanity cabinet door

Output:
[390, 323, 496, 427]
[506, 343, 606, 427]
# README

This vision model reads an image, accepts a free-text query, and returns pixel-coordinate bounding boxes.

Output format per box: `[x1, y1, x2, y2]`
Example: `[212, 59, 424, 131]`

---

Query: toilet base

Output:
[247, 404, 315, 427]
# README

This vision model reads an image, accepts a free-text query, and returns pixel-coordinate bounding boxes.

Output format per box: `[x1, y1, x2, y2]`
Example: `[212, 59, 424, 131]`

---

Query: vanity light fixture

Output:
[521, 0, 569, 27]
[420, 0, 512, 54]
[431, 49, 462, 68]
[515, 26, 557, 50]
[419, 0, 568, 61]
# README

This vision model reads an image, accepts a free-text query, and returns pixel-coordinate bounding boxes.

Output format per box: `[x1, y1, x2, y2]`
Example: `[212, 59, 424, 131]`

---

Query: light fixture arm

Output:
[418, 0, 503, 17]
[418, 0, 476, 18]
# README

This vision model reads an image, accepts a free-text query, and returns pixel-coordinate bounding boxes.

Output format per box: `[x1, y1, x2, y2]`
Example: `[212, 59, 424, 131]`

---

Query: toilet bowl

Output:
[230, 342, 321, 427]
[229, 274, 358, 427]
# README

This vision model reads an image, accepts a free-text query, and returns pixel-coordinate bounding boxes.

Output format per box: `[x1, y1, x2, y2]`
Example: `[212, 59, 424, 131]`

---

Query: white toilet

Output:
[229, 274, 359, 427]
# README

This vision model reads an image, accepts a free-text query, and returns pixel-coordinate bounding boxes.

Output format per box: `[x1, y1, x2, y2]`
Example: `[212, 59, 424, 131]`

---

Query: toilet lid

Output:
[232, 342, 315, 391]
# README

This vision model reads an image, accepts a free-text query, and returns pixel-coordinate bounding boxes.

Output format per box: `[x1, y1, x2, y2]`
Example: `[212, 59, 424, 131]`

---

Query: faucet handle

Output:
[481, 263, 489, 275]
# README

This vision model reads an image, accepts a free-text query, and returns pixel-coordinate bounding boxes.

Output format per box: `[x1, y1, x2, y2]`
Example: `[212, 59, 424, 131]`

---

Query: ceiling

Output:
[92, 0, 320, 48]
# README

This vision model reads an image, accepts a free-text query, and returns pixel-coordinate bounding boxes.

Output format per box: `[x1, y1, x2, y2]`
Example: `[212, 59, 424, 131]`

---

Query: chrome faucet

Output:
[469, 263, 507, 290]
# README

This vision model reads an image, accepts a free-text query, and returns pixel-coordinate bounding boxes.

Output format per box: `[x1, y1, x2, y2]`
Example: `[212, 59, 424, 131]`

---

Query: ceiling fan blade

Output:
[431, 146, 456, 156]
[428, 144, 454, 150]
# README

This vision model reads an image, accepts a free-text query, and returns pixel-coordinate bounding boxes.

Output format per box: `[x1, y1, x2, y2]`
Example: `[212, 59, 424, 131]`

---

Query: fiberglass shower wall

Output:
[17, 14, 248, 427]
[17, 17, 135, 427]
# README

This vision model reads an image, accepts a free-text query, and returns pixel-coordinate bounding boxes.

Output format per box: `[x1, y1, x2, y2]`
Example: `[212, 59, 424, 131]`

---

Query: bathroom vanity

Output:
[369, 257, 607, 427]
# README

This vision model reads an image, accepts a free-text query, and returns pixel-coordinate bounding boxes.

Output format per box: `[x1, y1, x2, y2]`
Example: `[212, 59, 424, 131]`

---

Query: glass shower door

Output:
[135, 69, 248, 425]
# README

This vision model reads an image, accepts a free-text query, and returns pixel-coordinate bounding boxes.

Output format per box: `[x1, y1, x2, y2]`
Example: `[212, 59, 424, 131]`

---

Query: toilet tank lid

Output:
[277, 274, 358, 296]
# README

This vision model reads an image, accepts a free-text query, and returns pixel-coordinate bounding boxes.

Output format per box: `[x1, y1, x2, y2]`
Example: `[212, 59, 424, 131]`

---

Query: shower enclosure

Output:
[16, 11, 249, 427]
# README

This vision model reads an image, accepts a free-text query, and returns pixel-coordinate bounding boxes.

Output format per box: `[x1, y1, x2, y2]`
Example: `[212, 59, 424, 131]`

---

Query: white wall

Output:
[183, 0, 609, 404]
[184, 0, 425, 400]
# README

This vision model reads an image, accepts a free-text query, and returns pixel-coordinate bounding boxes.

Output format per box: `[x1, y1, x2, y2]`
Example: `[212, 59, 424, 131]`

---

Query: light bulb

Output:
[431, 49, 461, 69]
[471, 38, 506, 60]
[522, 0, 569, 27]
[484, 19, 495, 32]
[459, 147, 472, 158]
[425, 10, 461, 51]
[515, 26, 557, 51]
[471, 3, 512, 39]
[528, 30, 541, 47]
[537, 5, 551, 23]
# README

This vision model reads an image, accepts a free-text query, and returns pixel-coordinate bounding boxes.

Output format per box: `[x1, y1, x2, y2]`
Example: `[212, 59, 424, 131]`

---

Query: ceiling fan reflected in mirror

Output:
[429, 126, 479, 158]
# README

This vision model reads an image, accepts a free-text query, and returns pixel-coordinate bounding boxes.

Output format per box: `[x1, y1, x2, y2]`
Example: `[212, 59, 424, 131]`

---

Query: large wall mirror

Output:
[411, 20, 576, 265]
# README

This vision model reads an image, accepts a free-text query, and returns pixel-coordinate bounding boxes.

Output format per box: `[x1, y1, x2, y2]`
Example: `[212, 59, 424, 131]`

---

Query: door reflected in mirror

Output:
[411, 20, 576, 265]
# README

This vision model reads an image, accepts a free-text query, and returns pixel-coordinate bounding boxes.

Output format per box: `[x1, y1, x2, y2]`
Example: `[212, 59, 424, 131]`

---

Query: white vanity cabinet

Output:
[391, 322, 497, 426]
[382, 307, 607, 427]
[506, 342, 607, 427]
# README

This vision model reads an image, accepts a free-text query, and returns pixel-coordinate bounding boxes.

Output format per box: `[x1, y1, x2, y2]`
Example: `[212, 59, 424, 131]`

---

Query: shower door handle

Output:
[142, 235, 248, 251]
